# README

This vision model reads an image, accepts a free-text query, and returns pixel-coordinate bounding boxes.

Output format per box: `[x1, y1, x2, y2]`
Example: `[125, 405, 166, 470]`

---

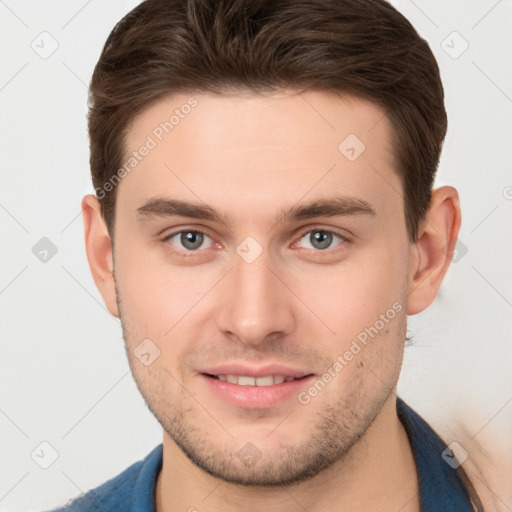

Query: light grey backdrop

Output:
[1, 1, 511, 510]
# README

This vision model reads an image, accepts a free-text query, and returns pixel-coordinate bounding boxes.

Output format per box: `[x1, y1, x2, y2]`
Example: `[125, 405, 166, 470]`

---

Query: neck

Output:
[155, 394, 420, 512]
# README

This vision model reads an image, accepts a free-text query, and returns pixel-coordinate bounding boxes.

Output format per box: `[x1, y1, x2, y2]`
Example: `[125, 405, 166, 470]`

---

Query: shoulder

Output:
[47, 444, 163, 512]
[397, 398, 481, 512]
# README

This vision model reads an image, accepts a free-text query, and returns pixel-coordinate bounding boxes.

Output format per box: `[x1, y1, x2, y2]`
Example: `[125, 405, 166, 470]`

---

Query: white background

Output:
[1, 1, 511, 510]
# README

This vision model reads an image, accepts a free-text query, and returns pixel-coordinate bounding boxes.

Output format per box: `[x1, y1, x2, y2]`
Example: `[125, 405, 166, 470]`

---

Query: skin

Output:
[82, 90, 461, 512]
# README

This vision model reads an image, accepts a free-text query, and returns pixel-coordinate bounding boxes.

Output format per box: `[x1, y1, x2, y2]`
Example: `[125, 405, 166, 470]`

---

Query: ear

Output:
[82, 194, 119, 318]
[407, 186, 461, 315]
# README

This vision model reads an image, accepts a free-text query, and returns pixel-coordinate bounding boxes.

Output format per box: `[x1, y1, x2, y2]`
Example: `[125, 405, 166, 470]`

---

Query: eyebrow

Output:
[136, 195, 376, 226]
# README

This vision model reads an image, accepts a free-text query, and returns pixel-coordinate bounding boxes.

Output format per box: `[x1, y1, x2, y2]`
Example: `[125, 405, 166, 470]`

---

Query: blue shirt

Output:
[50, 398, 480, 511]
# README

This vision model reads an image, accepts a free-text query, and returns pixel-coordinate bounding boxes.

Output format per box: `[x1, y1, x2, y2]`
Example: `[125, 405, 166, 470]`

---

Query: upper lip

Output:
[199, 363, 313, 379]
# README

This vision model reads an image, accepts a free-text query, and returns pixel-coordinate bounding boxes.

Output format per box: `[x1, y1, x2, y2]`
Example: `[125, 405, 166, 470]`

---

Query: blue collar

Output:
[133, 399, 479, 511]
[396, 398, 479, 511]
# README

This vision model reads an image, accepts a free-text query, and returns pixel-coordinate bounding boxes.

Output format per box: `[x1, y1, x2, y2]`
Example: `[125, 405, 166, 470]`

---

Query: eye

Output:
[165, 230, 214, 252]
[297, 229, 345, 251]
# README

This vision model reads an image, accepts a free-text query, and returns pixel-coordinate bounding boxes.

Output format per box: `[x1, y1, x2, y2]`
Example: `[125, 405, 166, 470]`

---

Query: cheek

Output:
[114, 244, 218, 341]
[291, 249, 406, 340]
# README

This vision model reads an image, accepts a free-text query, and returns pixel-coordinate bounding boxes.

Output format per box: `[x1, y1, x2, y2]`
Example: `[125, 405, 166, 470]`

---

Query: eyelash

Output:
[162, 226, 349, 258]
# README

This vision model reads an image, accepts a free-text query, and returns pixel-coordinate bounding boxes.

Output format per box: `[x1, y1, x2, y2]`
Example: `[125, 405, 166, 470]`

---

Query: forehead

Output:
[118, 89, 399, 224]
[126, 88, 392, 158]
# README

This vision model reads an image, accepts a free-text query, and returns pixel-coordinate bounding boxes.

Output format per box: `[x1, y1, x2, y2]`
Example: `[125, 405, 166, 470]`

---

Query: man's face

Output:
[113, 90, 412, 485]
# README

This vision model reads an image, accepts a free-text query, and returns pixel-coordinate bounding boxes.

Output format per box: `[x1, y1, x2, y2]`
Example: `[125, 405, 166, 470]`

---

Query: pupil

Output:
[182, 231, 203, 250]
[312, 231, 331, 250]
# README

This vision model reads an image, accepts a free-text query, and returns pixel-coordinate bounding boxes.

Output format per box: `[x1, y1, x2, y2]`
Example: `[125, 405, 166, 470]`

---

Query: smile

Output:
[209, 375, 304, 386]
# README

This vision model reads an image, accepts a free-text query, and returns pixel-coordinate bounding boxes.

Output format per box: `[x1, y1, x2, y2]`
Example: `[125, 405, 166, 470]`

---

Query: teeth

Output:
[238, 376, 256, 386]
[215, 375, 296, 386]
[255, 376, 274, 386]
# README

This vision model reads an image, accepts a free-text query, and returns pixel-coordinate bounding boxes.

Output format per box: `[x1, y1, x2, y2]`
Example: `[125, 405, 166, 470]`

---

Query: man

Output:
[51, 0, 485, 510]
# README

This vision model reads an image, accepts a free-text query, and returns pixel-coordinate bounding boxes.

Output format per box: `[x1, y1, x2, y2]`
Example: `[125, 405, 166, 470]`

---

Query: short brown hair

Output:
[88, 0, 447, 241]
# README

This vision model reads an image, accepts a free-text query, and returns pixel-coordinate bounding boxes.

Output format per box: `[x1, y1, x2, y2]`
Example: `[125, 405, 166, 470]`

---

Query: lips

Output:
[197, 363, 315, 408]
[199, 363, 312, 382]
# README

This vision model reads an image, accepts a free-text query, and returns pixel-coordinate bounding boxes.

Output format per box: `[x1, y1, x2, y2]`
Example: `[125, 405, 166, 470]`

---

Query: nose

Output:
[215, 249, 295, 346]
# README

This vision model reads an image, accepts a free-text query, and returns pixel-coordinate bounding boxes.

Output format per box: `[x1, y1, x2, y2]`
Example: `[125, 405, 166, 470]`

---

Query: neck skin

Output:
[155, 394, 420, 512]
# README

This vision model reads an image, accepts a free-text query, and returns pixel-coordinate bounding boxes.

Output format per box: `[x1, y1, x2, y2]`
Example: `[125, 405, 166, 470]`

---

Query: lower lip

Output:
[200, 374, 316, 409]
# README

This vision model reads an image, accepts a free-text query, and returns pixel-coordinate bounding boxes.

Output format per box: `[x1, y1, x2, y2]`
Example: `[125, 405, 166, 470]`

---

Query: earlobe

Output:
[82, 194, 119, 318]
[407, 186, 461, 315]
